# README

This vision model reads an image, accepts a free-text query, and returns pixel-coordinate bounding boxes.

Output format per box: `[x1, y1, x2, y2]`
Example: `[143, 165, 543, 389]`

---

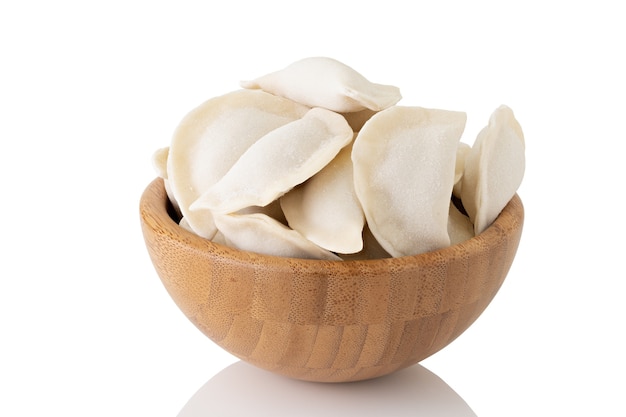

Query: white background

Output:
[1, 1, 624, 416]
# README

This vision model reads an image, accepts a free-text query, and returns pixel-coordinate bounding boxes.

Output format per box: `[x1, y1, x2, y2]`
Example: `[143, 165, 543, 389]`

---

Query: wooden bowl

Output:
[140, 178, 524, 383]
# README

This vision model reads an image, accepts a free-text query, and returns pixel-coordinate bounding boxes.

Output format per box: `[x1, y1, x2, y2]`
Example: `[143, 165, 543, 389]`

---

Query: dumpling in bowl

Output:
[460, 105, 525, 235]
[352, 106, 466, 257]
[240, 57, 401, 113]
[191, 107, 353, 215]
[280, 142, 365, 254]
[212, 212, 341, 260]
[166, 89, 309, 239]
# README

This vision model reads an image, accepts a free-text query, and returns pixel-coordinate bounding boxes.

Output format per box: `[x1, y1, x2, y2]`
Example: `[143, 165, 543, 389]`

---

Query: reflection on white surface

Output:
[178, 361, 476, 417]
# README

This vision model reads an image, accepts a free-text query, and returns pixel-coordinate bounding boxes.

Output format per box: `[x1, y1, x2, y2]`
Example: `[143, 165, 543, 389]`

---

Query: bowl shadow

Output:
[178, 361, 477, 417]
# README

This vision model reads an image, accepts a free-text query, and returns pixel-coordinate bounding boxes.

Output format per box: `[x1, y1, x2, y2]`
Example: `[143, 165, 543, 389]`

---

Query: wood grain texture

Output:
[140, 178, 524, 382]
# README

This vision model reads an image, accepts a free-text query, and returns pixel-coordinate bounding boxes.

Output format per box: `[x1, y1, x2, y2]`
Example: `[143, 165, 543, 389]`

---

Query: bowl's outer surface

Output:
[140, 178, 524, 383]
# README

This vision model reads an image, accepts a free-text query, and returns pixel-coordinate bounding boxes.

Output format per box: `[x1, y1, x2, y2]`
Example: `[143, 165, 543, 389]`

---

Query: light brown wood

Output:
[140, 178, 524, 383]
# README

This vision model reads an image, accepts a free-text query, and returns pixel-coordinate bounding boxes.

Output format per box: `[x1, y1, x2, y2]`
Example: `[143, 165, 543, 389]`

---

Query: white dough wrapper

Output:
[213, 212, 341, 261]
[280, 142, 365, 254]
[460, 105, 525, 235]
[191, 107, 354, 214]
[352, 106, 467, 257]
[167, 89, 309, 239]
[240, 57, 402, 113]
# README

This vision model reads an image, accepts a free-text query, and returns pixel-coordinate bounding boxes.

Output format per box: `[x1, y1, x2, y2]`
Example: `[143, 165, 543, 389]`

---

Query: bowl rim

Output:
[140, 177, 524, 269]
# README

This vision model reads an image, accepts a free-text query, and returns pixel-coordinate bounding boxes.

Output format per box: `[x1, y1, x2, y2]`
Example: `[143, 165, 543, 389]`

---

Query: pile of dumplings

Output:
[152, 57, 525, 261]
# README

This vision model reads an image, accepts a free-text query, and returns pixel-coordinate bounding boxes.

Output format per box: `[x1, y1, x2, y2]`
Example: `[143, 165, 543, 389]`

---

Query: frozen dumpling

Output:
[241, 57, 401, 113]
[352, 106, 466, 257]
[460, 105, 525, 235]
[167, 89, 309, 239]
[213, 212, 341, 260]
[191, 107, 353, 214]
[280, 142, 365, 254]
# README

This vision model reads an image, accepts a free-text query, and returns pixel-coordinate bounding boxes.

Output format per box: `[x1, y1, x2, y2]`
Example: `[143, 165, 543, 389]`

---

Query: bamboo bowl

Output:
[140, 178, 524, 383]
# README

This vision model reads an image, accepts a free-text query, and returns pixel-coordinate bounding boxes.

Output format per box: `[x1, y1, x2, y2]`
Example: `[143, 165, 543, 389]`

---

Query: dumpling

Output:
[240, 57, 401, 113]
[352, 106, 466, 257]
[212, 212, 341, 260]
[191, 107, 353, 214]
[460, 105, 525, 235]
[166, 89, 309, 239]
[280, 142, 365, 254]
